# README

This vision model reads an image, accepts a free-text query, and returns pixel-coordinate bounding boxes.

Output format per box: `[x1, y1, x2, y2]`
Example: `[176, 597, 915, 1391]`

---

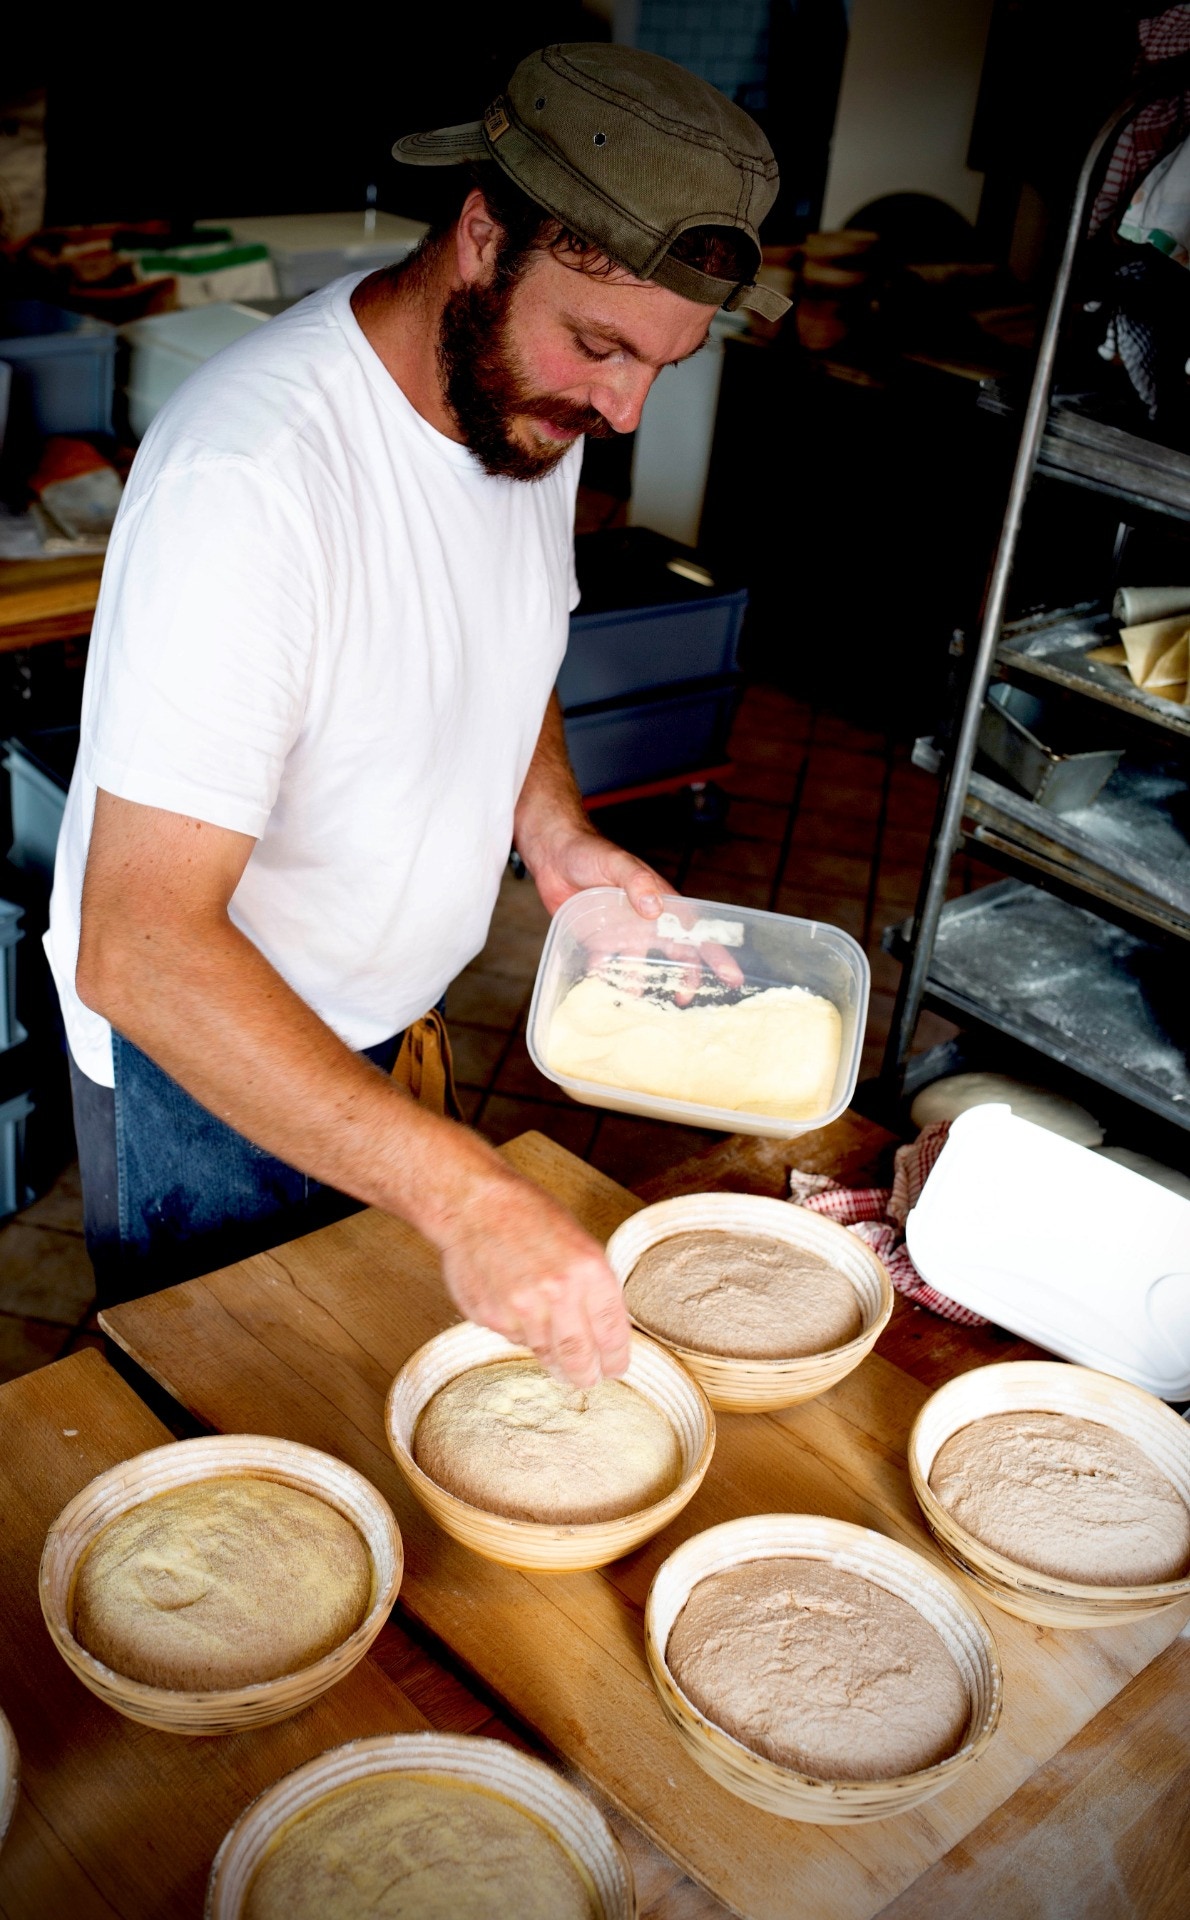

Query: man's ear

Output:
[455, 189, 503, 287]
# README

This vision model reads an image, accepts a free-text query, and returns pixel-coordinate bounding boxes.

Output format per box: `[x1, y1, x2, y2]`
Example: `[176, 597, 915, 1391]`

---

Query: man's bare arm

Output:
[513, 693, 669, 915]
[76, 788, 630, 1385]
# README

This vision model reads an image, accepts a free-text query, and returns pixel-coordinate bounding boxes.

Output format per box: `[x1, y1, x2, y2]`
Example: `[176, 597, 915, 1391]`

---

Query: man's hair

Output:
[415, 161, 755, 295]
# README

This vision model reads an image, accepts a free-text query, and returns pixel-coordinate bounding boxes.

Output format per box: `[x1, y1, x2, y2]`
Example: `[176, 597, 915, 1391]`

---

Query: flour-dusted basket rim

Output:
[39, 1434, 403, 1736]
[908, 1361, 1190, 1627]
[0, 1706, 18, 1851]
[385, 1323, 715, 1572]
[645, 1513, 1002, 1824]
[205, 1731, 636, 1919]
[604, 1193, 893, 1412]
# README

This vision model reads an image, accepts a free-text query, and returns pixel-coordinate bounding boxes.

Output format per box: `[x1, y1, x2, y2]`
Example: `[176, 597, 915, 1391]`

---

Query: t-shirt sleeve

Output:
[83, 456, 320, 839]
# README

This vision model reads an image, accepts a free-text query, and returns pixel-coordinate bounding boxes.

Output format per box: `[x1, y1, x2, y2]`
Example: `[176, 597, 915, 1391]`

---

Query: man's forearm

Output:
[513, 693, 591, 872]
[80, 902, 515, 1252]
[75, 780, 632, 1385]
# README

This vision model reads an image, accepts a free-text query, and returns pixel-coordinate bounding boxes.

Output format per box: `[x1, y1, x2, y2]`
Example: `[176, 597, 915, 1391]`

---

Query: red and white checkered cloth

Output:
[1092, 5, 1190, 234]
[788, 1121, 988, 1327]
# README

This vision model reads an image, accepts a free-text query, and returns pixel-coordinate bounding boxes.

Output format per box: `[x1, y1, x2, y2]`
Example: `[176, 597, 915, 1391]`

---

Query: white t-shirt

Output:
[47, 274, 582, 1087]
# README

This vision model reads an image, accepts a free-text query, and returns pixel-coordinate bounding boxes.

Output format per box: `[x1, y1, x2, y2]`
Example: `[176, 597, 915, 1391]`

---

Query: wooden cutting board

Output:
[102, 1131, 1190, 1920]
[0, 1350, 430, 1920]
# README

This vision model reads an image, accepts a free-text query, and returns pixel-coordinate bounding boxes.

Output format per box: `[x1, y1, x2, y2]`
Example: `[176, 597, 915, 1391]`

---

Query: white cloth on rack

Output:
[1119, 130, 1190, 266]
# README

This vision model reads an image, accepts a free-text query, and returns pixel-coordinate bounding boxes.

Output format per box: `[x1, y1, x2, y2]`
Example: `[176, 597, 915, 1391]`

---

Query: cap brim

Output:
[392, 122, 489, 166]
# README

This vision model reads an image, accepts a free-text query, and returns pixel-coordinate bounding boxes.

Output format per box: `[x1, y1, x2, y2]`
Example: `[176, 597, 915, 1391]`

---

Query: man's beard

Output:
[437, 273, 613, 481]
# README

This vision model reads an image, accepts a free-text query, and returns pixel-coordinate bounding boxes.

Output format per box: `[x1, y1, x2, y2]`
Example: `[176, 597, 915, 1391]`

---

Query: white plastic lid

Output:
[905, 1105, 1190, 1400]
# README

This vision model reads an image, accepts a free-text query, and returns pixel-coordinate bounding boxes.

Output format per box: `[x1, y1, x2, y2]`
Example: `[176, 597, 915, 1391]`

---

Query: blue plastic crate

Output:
[0, 300, 116, 439]
[563, 674, 741, 799]
[4, 728, 77, 883]
[558, 587, 747, 709]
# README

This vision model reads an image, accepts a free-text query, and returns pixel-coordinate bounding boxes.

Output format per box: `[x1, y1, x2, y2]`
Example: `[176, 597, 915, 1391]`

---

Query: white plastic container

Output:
[215, 212, 429, 297]
[526, 887, 869, 1137]
[120, 303, 269, 440]
[905, 1104, 1190, 1400]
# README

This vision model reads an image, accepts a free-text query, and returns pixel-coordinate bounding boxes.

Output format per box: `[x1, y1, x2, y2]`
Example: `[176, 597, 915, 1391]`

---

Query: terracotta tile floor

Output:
[0, 680, 984, 1384]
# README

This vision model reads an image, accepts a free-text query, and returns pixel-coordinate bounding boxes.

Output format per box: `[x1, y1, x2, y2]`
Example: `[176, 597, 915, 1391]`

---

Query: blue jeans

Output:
[69, 1029, 402, 1308]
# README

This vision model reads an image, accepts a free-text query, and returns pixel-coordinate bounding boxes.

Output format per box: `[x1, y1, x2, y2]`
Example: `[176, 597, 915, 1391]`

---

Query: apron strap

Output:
[391, 1009, 463, 1121]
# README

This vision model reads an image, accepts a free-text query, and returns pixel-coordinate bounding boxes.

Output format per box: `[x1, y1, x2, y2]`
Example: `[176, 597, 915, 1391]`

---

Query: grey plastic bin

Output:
[0, 900, 24, 1052]
[563, 675, 741, 799]
[0, 301, 116, 439]
[558, 588, 748, 708]
[4, 728, 77, 882]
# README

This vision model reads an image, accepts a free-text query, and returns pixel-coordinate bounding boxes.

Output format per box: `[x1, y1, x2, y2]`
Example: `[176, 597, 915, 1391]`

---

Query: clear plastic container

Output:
[526, 887, 870, 1137]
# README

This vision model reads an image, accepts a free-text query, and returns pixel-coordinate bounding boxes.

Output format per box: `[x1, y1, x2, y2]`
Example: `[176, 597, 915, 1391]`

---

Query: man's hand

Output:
[513, 695, 744, 1002]
[525, 814, 667, 921]
[514, 692, 667, 920]
[440, 1170, 631, 1386]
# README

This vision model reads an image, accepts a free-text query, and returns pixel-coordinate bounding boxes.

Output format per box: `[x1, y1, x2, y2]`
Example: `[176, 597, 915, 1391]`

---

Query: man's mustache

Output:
[518, 396, 617, 439]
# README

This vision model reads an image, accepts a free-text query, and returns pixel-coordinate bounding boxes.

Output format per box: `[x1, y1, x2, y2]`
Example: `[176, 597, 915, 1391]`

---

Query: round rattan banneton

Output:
[39, 1434, 403, 1736]
[204, 1731, 636, 1919]
[386, 1323, 715, 1572]
[645, 1513, 1002, 1823]
[605, 1192, 893, 1412]
[0, 1707, 18, 1851]
[909, 1361, 1190, 1628]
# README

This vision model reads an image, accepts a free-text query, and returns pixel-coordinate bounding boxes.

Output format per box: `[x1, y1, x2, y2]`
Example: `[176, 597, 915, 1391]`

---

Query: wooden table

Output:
[4, 1118, 1188, 1917]
[0, 1348, 706, 1919]
[0, 555, 103, 652]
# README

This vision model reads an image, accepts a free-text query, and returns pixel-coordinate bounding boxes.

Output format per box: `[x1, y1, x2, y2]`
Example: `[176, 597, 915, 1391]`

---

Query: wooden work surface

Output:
[0, 555, 103, 651]
[0, 1348, 720, 1919]
[97, 1125, 1190, 1920]
[0, 1350, 433, 1919]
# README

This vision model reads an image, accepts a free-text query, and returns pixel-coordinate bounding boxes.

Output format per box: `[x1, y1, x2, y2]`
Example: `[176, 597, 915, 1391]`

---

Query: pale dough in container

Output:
[625, 1229, 862, 1358]
[666, 1558, 969, 1781]
[243, 1774, 595, 1920]
[72, 1478, 372, 1690]
[544, 977, 841, 1117]
[928, 1410, 1190, 1585]
[414, 1359, 681, 1524]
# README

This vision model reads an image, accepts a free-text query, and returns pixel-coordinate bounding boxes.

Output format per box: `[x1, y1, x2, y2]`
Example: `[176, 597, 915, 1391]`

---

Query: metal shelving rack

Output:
[882, 78, 1190, 1139]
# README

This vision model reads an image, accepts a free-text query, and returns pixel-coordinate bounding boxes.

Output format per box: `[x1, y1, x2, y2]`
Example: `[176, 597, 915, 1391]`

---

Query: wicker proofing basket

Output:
[645, 1514, 1002, 1824]
[0, 1707, 18, 1851]
[604, 1194, 893, 1412]
[39, 1435, 403, 1736]
[908, 1361, 1190, 1628]
[385, 1324, 714, 1572]
[205, 1731, 635, 1919]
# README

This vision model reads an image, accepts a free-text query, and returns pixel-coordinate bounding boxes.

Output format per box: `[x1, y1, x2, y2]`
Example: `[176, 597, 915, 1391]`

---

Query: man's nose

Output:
[589, 364, 657, 435]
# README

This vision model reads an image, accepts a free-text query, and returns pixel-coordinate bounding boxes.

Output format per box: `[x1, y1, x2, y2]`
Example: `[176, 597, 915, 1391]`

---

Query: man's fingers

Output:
[584, 1265, 632, 1377]
[504, 1284, 555, 1364]
[603, 850, 666, 920]
[701, 939, 746, 989]
[545, 1284, 602, 1388]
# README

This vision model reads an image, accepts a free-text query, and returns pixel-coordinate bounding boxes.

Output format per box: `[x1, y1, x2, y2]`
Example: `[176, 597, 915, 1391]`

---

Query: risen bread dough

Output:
[667, 1558, 969, 1781]
[1094, 1145, 1190, 1201]
[909, 1072, 1103, 1145]
[243, 1774, 595, 1920]
[414, 1360, 682, 1523]
[73, 1478, 372, 1690]
[544, 977, 841, 1118]
[625, 1229, 862, 1359]
[929, 1411, 1190, 1586]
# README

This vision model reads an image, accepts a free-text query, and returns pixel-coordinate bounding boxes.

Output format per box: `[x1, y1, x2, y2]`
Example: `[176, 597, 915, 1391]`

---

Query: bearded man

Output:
[47, 44, 788, 1387]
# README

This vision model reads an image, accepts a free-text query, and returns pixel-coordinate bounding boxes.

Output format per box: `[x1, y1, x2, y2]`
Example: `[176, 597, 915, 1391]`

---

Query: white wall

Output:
[821, 0, 996, 231]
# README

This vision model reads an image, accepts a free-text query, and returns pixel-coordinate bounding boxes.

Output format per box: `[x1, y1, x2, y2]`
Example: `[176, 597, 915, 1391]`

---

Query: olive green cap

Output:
[393, 43, 790, 320]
